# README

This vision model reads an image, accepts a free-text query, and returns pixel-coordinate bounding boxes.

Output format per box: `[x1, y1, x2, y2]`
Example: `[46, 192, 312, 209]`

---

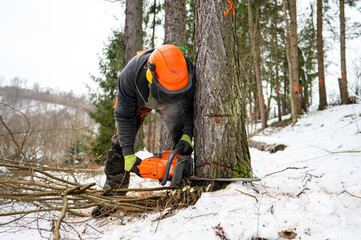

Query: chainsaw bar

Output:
[188, 176, 261, 182]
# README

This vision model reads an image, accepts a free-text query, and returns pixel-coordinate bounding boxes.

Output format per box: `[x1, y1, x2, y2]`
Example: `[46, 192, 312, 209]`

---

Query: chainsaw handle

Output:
[160, 146, 183, 186]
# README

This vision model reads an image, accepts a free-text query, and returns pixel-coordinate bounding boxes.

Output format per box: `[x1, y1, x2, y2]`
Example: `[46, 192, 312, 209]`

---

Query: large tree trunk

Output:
[247, 0, 267, 129]
[339, 0, 349, 104]
[194, 0, 252, 179]
[123, 0, 143, 66]
[317, 0, 327, 110]
[289, 0, 302, 121]
[124, 0, 143, 151]
[160, 0, 186, 151]
[274, 0, 282, 122]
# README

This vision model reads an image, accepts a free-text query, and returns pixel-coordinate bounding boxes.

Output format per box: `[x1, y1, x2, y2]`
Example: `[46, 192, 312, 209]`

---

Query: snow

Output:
[99, 103, 361, 240]
[1, 103, 361, 239]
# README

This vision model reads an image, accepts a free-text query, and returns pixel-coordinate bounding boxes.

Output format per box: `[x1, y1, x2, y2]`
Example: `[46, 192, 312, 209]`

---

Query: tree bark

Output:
[164, 0, 186, 46]
[289, 0, 302, 121]
[247, 0, 268, 129]
[274, 0, 282, 121]
[123, 0, 143, 66]
[194, 0, 252, 179]
[282, 0, 293, 118]
[147, 0, 157, 152]
[124, 0, 143, 151]
[317, 0, 328, 109]
[160, 0, 186, 151]
[339, 0, 349, 104]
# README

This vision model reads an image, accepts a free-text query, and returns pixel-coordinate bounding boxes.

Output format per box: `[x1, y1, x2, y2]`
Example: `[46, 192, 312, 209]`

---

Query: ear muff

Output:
[146, 62, 156, 84]
[146, 69, 153, 84]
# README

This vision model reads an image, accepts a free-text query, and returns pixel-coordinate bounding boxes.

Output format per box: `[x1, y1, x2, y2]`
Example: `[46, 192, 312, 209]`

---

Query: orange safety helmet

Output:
[147, 45, 192, 93]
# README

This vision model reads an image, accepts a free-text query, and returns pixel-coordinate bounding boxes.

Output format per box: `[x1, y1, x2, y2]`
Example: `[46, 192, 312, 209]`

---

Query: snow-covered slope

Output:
[100, 103, 361, 240]
[1, 103, 360, 240]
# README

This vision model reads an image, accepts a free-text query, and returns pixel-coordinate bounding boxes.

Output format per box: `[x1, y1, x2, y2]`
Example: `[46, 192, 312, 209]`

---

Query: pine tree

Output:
[88, 30, 124, 163]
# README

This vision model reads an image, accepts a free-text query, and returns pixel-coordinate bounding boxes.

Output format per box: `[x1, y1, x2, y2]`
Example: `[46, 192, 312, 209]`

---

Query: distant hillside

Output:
[0, 85, 94, 111]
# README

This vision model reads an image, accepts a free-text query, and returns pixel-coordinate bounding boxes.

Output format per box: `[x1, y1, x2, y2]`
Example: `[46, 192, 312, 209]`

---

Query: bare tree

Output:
[289, 0, 302, 122]
[339, 0, 350, 104]
[317, 0, 328, 109]
[247, 0, 267, 129]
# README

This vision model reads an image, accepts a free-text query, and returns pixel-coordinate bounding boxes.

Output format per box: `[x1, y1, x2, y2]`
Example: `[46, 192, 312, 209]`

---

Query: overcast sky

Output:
[0, 0, 124, 95]
[0, 1, 360, 98]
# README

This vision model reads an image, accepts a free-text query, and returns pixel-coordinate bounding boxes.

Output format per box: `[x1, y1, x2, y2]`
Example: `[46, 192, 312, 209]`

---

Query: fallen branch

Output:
[343, 190, 361, 199]
[183, 212, 217, 219]
[265, 166, 305, 177]
[54, 188, 72, 240]
[1, 158, 102, 173]
[235, 189, 258, 203]
[249, 139, 287, 153]
[310, 145, 361, 154]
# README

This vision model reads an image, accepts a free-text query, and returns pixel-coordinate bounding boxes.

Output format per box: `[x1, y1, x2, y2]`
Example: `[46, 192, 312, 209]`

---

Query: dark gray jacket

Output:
[114, 49, 195, 156]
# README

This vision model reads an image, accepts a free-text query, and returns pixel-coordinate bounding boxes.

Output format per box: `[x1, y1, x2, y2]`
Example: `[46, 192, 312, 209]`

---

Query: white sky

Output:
[0, 0, 359, 99]
[0, 0, 124, 95]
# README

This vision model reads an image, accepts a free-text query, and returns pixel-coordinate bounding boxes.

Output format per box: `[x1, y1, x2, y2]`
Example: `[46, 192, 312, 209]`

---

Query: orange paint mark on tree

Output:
[224, 0, 235, 16]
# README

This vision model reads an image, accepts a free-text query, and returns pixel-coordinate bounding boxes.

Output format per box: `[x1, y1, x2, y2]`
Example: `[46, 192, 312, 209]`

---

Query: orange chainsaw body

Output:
[137, 151, 183, 179]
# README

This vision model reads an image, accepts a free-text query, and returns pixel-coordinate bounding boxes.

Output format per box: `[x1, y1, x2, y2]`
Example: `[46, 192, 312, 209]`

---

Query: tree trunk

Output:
[274, 0, 282, 122]
[160, 0, 186, 151]
[317, 0, 327, 109]
[147, 0, 157, 152]
[289, 0, 302, 121]
[247, 0, 267, 129]
[164, 0, 186, 46]
[124, 0, 143, 150]
[123, 0, 143, 66]
[282, 0, 293, 118]
[339, 0, 349, 104]
[194, 0, 252, 179]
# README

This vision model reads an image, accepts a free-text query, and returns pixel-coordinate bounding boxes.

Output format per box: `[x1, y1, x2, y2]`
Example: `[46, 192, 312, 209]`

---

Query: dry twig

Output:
[343, 190, 361, 199]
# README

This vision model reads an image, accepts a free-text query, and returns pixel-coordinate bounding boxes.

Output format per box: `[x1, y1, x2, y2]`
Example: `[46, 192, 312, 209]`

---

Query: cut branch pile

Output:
[0, 158, 202, 239]
[0, 158, 180, 217]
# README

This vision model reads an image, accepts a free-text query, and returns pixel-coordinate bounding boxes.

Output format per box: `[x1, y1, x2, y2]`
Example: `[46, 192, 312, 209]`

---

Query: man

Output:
[92, 44, 195, 217]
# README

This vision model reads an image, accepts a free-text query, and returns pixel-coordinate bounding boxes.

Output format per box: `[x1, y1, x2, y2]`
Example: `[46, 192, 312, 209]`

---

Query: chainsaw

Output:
[137, 147, 260, 186]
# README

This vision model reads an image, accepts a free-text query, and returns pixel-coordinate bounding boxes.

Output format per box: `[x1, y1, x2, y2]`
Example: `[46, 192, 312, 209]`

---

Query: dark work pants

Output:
[104, 103, 184, 185]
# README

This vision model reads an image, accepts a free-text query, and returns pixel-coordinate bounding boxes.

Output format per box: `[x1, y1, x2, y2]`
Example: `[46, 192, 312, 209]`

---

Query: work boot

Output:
[102, 172, 130, 196]
[91, 172, 130, 218]
[91, 206, 117, 218]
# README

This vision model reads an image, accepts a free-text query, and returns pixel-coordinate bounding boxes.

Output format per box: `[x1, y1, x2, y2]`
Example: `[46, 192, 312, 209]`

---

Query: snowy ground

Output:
[1, 102, 361, 239]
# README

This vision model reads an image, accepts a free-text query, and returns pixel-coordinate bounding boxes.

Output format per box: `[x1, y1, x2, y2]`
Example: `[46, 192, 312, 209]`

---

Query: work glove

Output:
[174, 134, 194, 155]
[124, 154, 142, 177]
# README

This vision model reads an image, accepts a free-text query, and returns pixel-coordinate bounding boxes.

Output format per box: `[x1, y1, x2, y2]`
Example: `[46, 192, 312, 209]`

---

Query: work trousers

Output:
[104, 103, 184, 189]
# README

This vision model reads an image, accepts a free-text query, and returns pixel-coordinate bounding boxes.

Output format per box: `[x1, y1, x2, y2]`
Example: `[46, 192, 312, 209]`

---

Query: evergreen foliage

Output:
[88, 30, 124, 164]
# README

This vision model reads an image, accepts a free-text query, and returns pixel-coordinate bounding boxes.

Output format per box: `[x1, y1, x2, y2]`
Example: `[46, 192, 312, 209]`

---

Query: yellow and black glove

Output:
[124, 154, 142, 177]
[174, 134, 194, 155]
